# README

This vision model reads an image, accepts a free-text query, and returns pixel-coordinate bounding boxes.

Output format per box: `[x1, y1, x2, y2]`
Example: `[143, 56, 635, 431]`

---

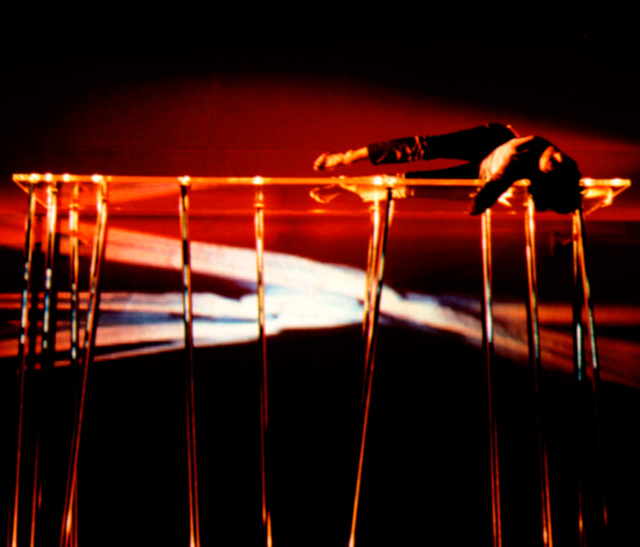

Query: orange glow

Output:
[497, 186, 515, 208]
[583, 186, 614, 207]
[5, 176, 636, 381]
[65, 510, 72, 535]
[11, 174, 629, 222]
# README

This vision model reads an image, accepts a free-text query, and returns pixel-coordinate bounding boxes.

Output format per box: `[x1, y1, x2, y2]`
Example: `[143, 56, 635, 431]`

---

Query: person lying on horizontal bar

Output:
[313, 123, 582, 215]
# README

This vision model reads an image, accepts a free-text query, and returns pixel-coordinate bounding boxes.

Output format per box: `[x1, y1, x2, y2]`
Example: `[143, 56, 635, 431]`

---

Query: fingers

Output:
[313, 152, 330, 171]
[313, 151, 344, 171]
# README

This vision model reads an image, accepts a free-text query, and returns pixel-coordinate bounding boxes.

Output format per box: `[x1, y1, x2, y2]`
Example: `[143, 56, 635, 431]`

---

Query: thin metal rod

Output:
[179, 180, 201, 547]
[69, 183, 80, 369]
[361, 203, 382, 406]
[69, 183, 81, 547]
[41, 183, 59, 361]
[482, 209, 502, 547]
[572, 212, 587, 546]
[362, 204, 380, 338]
[8, 183, 37, 547]
[574, 209, 608, 537]
[524, 199, 553, 547]
[30, 182, 59, 546]
[60, 182, 108, 547]
[349, 190, 393, 547]
[254, 186, 272, 547]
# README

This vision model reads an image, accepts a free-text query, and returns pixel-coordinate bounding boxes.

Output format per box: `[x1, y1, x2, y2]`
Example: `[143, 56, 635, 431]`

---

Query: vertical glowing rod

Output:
[68, 183, 80, 547]
[481, 209, 502, 547]
[524, 199, 553, 547]
[179, 179, 201, 547]
[8, 182, 37, 547]
[60, 181, 108, 547]
[69, 183, 80, 370]
[254, 185, 272, 547]
[361, 202, 381, 405]
[362, 203, 380, 339]
[575, 209, 608, 536]
[349, 189, 393, 547]
[41, 183, 59, 359]
[30, 182, 59, 546]
[571, 212, 586, 546]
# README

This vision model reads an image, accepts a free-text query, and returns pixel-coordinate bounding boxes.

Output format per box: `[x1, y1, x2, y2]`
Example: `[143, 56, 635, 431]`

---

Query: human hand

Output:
[313, 151, 347, 171]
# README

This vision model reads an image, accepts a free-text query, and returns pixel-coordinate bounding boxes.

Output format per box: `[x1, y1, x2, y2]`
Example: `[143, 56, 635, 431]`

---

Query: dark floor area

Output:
[2, 325, 639, 546]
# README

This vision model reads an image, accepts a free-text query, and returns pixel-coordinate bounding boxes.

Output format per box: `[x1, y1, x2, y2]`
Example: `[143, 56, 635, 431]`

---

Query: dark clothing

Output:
[368, 123, 517, 166]
[367, 123, 582, 214]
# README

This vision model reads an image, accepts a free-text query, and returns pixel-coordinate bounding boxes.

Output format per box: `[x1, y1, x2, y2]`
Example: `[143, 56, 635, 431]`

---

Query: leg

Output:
[404, 162, 481, 180]
[368, 123, 517, 166]
[422, 123, 517, 163]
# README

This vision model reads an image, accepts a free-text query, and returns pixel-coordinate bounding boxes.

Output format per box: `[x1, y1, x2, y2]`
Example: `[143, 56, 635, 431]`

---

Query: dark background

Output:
[1, 25, 639, 547]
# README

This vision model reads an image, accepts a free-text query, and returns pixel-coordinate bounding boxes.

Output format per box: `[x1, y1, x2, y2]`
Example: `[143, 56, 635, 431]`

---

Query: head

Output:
[531, 149, 582, 214]
[539, 145, 564, 173]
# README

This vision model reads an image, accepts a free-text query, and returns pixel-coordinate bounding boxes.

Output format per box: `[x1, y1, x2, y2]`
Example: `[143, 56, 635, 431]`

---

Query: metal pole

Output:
[69, 183, 80, 370]
[574, 209, 608, 541]
[254, 185, 272, 547]
[30, 182, 59, 546]
[361, 202, 381, 406]
[8, 182, 37, 547]
[524, 198, 553, 547]
[69, 183, 81, 547]
[349, 189, 393, 547]
[362, 203, 381, 338]
[482, 209, 502, 547]
[60, 181, 108, 547]
[179, 178, 201, 547]
[571, 210, 590, 547]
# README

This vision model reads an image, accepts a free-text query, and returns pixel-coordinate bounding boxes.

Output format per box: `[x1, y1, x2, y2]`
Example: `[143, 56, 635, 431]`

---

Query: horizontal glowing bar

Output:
[12, 173, 632, 189]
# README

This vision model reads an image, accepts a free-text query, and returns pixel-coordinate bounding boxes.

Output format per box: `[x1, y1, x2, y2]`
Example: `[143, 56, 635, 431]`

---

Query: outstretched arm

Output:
[314, 135, 431, 172]
[313, 147, 369, 171]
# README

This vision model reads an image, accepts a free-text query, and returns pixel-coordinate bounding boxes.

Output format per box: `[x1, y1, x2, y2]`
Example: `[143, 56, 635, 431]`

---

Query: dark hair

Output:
[530, 155, 582, 214]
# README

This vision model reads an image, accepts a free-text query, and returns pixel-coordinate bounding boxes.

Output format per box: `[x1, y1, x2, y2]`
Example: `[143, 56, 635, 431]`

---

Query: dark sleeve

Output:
[368, 136, 427, 165]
